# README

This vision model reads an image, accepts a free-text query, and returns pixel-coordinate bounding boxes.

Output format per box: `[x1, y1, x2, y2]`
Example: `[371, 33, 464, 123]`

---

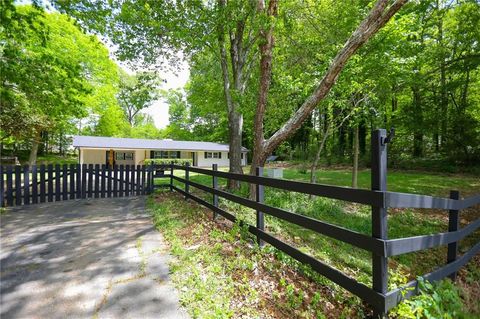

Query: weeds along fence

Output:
[155, 129, 480, 317]
[0, 164, 155, 206]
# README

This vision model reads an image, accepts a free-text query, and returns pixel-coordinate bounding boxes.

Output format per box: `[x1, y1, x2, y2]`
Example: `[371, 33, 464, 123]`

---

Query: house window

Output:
[205, 152, 221, 159]
[115, 152, 134, 161]
[153, 151, 180, 159]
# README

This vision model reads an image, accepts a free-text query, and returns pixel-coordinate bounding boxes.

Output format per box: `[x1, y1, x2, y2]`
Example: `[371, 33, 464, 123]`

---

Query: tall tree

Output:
[0, 4, 118, 164]
[250, 0, 408, 176]
[117, 71, 161, 127]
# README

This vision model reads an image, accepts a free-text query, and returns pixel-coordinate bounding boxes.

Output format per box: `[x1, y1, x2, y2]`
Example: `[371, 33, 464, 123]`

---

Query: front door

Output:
[105, 150, 115, 167]
[192, 152, 197, 166]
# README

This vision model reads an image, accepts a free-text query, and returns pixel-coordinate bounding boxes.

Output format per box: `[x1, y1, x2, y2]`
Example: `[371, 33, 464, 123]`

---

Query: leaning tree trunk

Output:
[352, 125, 359, 188]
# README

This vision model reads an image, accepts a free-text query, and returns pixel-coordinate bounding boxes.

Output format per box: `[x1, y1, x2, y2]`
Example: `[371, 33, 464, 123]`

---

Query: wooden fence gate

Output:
[0, 164, 154, 207]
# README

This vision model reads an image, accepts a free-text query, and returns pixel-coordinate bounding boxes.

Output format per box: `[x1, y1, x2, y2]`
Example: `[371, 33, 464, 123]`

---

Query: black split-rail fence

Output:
[155, 129, 479, 317]
[1, 129, 479, 317]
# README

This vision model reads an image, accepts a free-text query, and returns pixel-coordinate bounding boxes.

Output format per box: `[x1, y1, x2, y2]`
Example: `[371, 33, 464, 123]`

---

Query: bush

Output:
[392, 278, 466, 319]
[144, 158, 193, 166]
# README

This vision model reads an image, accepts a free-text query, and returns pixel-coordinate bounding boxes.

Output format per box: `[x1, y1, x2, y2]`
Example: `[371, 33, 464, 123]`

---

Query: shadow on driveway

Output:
[1, 197, 189, 319]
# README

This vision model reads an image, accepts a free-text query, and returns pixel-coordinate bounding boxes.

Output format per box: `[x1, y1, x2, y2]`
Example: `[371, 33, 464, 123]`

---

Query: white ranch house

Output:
[73, 136, 248, 167]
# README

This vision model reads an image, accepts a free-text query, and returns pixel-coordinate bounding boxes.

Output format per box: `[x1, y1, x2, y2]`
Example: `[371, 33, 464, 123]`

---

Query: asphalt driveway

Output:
[0, 197, 188, 319]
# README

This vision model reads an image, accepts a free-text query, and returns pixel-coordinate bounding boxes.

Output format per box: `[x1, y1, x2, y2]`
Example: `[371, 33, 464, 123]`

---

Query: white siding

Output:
[79, 148, 248, 167]
[135, 149, 146, 165]
[195, 151, 247, 167]
[196, 151, 229, 167]
[80, 149, 105, 165]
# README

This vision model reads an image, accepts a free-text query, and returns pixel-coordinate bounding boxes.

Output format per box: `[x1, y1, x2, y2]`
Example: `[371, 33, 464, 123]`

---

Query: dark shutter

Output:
[150, 150, 154, 159]
[204, 152, 207, 159]
[177, 151, 181, 158]
[219, 152, 221, 159]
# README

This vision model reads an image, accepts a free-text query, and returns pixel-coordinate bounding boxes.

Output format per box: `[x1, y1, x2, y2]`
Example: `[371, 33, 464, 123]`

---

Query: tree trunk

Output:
[29, 132, 41, 166]
[249, 0, 278, 193]
[412, 87, 423, 157]
[437, 2, 447, 148]
[228, 110, 244, 189]
[352, 125, 359, 188]
[359, 120, 366, 155]
[217, 0, 243, 189]
[310, 130, 329, 184]
[250, 0, 407, 178]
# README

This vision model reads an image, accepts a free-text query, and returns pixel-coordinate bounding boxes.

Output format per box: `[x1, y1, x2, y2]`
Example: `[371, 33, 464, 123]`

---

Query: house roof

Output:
[72, 136, 248, 152]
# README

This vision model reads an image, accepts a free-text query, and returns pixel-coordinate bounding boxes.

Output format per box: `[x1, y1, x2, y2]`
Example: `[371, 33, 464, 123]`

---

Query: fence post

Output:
[170, 162, 174, 192]
[256, 166, 265, 248]
[184, 162, 190, 199]
[447, 190, 460, 280]
[212, 164, 218, 219]
[371, 129, 388, 318]
[150, 163, 154, 193]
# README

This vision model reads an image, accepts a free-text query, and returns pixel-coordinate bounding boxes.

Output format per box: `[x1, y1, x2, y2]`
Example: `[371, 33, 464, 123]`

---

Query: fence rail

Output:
[153, 129, 479, 317]
[1, 164, 154, 206]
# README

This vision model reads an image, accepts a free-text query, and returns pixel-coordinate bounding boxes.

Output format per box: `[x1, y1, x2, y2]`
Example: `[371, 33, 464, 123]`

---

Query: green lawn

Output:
[151, 166, 479, 317]
[282, 167, 479, 196]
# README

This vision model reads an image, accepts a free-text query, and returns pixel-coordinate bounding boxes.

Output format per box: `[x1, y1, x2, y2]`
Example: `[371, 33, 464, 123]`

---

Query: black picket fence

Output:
[0, 164, 155, 206]
[155, 129, 480, 317]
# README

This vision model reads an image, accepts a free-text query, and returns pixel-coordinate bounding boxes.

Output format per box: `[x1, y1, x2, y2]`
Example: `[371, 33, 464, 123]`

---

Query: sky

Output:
[23, 0, 191, 130]
[142, 64, 190, 129]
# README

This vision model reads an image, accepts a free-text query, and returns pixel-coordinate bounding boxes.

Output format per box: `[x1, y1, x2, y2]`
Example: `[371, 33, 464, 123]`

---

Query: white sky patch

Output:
[143, 63, 190, 129]
[19, 0, 190, 130]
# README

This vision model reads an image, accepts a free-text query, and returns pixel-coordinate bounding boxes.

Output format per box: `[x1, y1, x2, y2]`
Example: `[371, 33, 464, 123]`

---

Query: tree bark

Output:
[217, 0, 245, 189]
[412, 86, 423, 157]
[437, 1, 447, 148]
[29, 131, 41, 166]
[250, 0, 277, 176]
[310, 130, 329, 184]
[250, 0, 407, 177]
[352, 125, 359, 188]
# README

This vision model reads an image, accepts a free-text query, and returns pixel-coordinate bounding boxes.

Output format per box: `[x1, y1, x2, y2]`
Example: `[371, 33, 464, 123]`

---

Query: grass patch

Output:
[150, 167, 479, 317]
[148, 191, 371, 318]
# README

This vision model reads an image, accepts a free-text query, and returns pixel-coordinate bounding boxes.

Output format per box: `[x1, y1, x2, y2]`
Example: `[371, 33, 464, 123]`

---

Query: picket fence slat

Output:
[86, 164, 92, 198]
[55, 164, 61, 202]
[6, 166, 13, 206]
[101, 164, 106, 198]
[40, 165, 46, 203]
[113, 166, 118, 198]
[107, 166, 112, 198]
[130, 165, 135, 195]
[94, 164, 100, 198]
[32, 165, 38, 204]
[23, 165, 30, 205]
[15, 166, 22, 206]
[125, 165, 130, 197]
[62, 164, 68, 201]
[70, 164, 75, 199]
[119, 165, 124, 197]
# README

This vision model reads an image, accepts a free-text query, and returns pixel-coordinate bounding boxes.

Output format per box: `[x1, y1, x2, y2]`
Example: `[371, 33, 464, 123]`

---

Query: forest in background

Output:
[1, 0, 479, 173]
